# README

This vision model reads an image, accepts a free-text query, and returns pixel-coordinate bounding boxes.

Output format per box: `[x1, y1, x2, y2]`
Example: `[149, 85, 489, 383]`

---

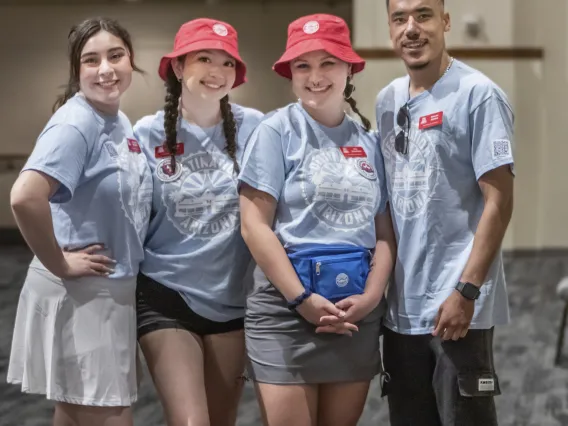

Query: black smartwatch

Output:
[455, 281, 481, 300]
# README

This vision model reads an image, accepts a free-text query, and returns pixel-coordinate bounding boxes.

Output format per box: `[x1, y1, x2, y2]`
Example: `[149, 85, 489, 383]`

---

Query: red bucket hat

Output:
[158, 18, 247, 88]
[273, 14, 365, 79]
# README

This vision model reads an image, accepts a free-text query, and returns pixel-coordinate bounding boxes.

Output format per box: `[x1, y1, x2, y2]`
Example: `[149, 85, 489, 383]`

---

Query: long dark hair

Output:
[344, 77, 372, 131]
[163, 64, 239, 174]
[53, 17, 143, 112]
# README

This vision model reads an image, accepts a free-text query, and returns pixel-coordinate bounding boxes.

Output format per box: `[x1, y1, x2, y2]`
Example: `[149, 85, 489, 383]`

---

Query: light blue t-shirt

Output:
[134, 104, 264, 322]
[239, 102, 388, 251]
[23, 94, 153, 278]
[375, 59, 514, 335]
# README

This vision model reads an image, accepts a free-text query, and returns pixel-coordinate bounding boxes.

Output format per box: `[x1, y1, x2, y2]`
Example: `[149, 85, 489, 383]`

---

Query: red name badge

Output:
[418, 112, 444, 130]
[127, 138, 141, 153]
[340, 146, 367, 158]
[155, 143, 184, 158]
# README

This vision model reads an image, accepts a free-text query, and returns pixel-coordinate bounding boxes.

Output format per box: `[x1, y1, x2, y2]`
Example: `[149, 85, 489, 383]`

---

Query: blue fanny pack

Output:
[287, 244, 371, 302]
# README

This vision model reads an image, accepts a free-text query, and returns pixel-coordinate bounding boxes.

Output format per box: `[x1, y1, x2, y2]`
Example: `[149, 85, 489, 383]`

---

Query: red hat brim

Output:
[158, 39, 247, 88]
[273, 38, 365, 79]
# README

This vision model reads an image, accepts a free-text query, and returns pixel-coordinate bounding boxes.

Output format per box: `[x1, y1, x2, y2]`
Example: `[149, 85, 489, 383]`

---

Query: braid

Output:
[344, 79, 372, 132]
[164, 67, 182, 172]
[220, 95, 239, 175]
[346, 97, 372, 132]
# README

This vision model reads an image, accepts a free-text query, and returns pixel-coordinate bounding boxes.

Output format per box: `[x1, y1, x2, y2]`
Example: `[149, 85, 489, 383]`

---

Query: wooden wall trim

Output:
[0, 155, 27, 160]
[356, 47, 544, 60]
[0, 154, 27, 173]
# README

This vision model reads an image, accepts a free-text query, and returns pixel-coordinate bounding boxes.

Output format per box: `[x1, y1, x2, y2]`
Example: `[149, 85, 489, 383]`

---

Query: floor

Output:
[1, 246, 568, 425]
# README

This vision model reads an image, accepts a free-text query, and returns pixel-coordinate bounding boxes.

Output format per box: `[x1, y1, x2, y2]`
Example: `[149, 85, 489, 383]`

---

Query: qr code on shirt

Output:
[492, 139, 511, 160]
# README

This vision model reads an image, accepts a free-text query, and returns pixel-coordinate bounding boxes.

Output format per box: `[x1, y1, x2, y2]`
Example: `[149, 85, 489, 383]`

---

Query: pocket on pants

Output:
[457, 372, 501, 397]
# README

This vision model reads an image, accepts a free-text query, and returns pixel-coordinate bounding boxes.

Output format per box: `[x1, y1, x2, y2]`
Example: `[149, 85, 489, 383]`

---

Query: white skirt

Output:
[7, 257, 139, 407]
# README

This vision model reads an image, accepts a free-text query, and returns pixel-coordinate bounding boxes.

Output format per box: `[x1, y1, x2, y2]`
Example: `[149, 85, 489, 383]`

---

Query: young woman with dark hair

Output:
[133, 18, 263, 426]
[8, 17, 151, 426]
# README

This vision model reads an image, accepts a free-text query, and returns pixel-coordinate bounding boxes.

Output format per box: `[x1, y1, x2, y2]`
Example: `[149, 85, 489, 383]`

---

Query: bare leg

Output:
[139, 328, 209, 426]
[317, 381, 370, 426]
[53, 403, 76, 426]
[203, 329, 246, 426]
[53, 403, 132, 426]
[255, 382, 318, 426]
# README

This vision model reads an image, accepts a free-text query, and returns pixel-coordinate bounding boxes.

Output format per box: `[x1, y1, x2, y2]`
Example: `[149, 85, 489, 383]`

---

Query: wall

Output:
[353, 0, 567, 250]
[1, 1, 567, 250]
[0, 2, 350, 229]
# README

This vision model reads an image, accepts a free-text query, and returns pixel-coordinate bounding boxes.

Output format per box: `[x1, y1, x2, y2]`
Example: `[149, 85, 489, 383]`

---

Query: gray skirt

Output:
[245, 266, 384, 384]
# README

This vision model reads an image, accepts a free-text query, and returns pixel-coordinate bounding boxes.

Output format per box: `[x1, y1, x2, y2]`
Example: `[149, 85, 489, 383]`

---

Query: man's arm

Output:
[460, 164, 514, 287]
[433, 164, 514, 341]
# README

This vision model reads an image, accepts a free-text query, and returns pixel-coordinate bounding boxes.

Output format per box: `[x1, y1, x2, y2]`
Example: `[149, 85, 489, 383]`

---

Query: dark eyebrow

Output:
[107, 46, 127, 54]
[415, 6, 434, 13]
[196, 49, 236, 62]
[292, 55, 336, 64]
[391, 6, 433, 19]
[80, 46, 126, 59]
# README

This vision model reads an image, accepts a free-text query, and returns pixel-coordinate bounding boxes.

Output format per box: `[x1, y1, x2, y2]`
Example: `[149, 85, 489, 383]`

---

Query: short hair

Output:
[386, 0, 444, 8]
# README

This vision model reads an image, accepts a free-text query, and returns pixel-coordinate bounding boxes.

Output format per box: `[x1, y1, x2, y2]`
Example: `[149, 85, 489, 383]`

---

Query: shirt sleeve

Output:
[470, 92, 515, 180]
[238, 122, 286, 201]
[23, 123, 89, 203]
[372, 130, 389, 215]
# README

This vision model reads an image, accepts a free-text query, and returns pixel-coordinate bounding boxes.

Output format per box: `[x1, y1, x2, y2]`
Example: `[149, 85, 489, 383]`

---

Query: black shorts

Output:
[136, 273, 244, 340]
[382, 326, 501, 426]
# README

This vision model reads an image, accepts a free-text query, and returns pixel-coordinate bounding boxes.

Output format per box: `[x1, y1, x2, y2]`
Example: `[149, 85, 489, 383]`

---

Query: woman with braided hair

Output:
[238, 14, 396, 426]
[133, 18, 263, 426]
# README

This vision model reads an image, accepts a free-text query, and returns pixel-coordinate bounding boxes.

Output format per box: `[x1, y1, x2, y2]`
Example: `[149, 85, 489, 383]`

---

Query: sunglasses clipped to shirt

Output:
[395, 104, 410, 155]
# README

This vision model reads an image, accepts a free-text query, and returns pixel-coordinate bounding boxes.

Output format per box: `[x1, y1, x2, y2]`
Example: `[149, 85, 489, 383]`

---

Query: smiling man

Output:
[375, 0, 514, 425]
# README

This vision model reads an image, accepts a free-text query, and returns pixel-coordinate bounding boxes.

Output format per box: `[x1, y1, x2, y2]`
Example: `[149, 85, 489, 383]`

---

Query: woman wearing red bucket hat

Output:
[132, 18, 263, 425]
[239, 14, 395, 425]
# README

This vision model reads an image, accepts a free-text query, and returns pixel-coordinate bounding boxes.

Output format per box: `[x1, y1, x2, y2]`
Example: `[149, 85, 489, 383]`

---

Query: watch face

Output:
[463, 282, 480, 299]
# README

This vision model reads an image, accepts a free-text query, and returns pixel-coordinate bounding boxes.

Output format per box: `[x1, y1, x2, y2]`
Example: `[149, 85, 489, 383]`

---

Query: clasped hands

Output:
[296, 292, 378, 336]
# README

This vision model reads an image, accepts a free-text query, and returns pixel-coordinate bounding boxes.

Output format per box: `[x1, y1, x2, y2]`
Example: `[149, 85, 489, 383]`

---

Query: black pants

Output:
[136, 273, 244, 339]
[382, 327, 500, 426]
